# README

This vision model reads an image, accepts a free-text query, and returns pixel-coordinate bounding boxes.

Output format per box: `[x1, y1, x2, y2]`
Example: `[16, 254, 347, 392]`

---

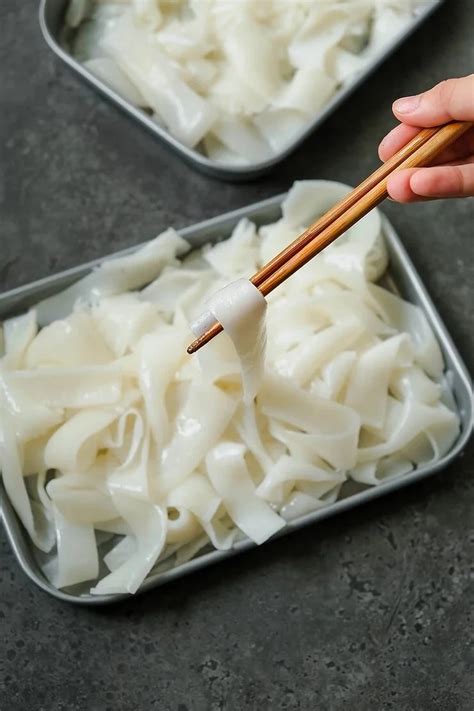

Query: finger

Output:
[392, 75, 474, 126]
[409, 164, 474, 198]
[429, 127, 474, 165]
[387, 164, 474, 202]
[379, 125, 474, 165]
[386, 169, 421, 203]
[378, 124, 421, 161]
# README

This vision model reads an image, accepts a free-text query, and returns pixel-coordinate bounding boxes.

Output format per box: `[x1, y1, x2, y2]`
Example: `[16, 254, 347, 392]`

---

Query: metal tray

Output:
[39, 0, 444, 181]
[1, 194, 472, 605]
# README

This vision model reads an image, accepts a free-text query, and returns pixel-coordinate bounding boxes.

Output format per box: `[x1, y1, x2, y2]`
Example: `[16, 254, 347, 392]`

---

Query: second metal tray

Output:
[39, 0, 444, 180]
[0, 191, 472, 604]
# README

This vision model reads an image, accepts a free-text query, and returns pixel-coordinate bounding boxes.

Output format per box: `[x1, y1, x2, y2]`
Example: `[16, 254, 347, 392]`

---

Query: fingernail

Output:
[393, 95, 421, 114]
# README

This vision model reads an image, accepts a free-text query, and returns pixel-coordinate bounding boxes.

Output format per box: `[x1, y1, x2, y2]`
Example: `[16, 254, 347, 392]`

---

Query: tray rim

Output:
[38, 0, 445, 180]
[0, 192, 472, 605]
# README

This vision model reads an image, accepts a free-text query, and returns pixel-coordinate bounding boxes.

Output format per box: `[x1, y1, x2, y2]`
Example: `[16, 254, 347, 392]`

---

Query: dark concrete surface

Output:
[1, 2, 473, 710]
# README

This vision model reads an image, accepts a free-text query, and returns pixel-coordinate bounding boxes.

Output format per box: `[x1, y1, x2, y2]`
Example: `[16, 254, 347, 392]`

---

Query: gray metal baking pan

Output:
[39, 0, 444, 181]
[0, 192, 472, 604]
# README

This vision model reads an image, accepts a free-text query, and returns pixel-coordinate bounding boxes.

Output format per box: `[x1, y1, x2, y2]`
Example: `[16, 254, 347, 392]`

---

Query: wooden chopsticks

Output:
[187, 120, 472, 355]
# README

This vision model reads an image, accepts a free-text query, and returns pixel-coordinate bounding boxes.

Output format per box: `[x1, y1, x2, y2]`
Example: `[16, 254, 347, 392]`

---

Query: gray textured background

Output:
[1, 2, 473, 710]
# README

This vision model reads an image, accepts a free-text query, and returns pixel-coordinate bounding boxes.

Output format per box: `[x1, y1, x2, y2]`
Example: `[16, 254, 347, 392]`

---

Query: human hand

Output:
[378, 74, 474, 202]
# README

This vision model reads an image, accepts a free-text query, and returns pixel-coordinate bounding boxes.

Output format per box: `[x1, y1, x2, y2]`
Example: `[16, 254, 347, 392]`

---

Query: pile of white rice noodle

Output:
[67, 0, 421, 163]
[0, 181, 459, 595]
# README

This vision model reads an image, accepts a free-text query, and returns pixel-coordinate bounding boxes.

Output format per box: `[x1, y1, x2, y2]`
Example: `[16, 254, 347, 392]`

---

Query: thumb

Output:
[392, 75, 474, 126]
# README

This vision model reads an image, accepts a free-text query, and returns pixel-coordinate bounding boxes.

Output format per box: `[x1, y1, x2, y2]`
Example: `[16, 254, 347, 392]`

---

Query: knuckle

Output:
[433, 79, 457, 112]
[450, 165, 465, 193]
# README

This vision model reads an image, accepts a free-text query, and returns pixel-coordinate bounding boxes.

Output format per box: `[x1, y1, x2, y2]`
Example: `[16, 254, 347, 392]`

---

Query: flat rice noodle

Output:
[256, 454, 344, 506]
[259, 219, 300, 266]
[260, 373, 360, 470]
[282, 180, 351, 227]
[72, 13, 117, 62]
[357, 398, 459, 464]
[0, 369, 64, 442]
[208, 66, 270, 115]
[320, 350, 357, 400]
[275, 320, 364, 386]
[211, 119, 273, 164]
[165, 508, 202, 545]
[253, 109, 308, 153]
[193, 278, 267, 403]
[279, 491, 328, 521]
[54, 505, 99, 588]
[107, 413, 152, 500]
[44, 408, 118, 473]
[202, 135, 249, 167]
[390, 366, 441, 405]
[307, 290, 392, 336]
[140, 267, 212, 314]
[47, 458, 118, 525]
[0, 407, 52, 551]
[65, 0, 91, 28]
[327, 46, 367, 83]
[211, 4, 282, 104]
[3, 310, 37, 368]
[158, 10, 211, 59]
[86, 227, 188, 291]
[90, 492, 166, 594]
[268, 419, 338, 469]
[206, 442, 285, 545]
[193, 333, 241, 388]
[102, 408, 143, 463]
[103, 535, 137, 573]
[288, 7, 355, 69]
[136, 328, 185, 448]
[297, 479, 343, 504]
[273, 68, 336, 116]
[350, 457, 414, 486]
[368, 2, 412, 56]
[167, 473, 222, 524]
[83, 57, 148, 105]
[157, 380, 237, 496]
[323, 226, 388, 283]
[29, 481, 56, 553]
[25, 312, 113, 368]
[368, 284, 444, 377]
[93, 293, 162, 357]
[5, 366, 122, 408]
[205, 516, 238, 550]
[203, 218, 259, 280]
[184, 54, 218, 87]
[50, 483, 117, 526]
[266, 294, 327, 353]
[36, 228, 188, 325]
[22, 434, 51, 475]
[95, 517, 131, 537]
[234, 402, 275, 472]
[339, 9, 372, 54]
[103, 12, 215, 146]
[32, 470, 51, 512]
[132, 0, 163, 30]
[344, 334, 413, 428]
